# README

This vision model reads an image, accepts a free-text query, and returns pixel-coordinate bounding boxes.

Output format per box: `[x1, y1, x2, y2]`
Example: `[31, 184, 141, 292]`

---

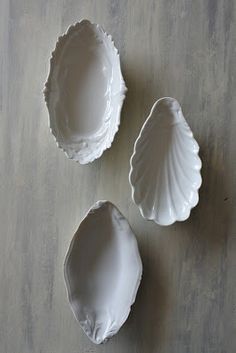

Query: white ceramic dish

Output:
[44, 20, 126, 164]
[64, 201, 142, 344]
[129, 97, 202, 226]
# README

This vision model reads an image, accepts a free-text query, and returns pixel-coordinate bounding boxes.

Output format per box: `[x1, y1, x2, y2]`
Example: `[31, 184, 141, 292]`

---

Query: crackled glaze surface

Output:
[64, 201, 142, 344]
[130, 98, 202, 226]
[44, 20, 126, 163]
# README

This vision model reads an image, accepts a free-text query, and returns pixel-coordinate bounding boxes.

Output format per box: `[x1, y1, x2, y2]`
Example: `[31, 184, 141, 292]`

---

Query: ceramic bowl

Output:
[44, 20, 127, 163]
[129, 97, 202, 226]
[64, 201, 142, 344]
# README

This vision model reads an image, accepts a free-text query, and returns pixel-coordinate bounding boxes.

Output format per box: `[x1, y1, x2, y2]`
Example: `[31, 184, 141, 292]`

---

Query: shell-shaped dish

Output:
[129, 97, 202, 226]
[64, 201, 142, 344]
[44, 20, 126, 164]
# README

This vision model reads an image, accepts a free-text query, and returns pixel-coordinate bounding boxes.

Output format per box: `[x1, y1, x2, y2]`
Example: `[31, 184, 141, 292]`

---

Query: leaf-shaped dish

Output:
[129, 97, 202, 226]
[64, 201, 142, 344]
[44, 20, 126, 164]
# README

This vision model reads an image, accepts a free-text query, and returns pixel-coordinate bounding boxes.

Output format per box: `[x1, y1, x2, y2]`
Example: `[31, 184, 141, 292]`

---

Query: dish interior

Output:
[66, 203, 140, 328]
[54, 23, 113, 141]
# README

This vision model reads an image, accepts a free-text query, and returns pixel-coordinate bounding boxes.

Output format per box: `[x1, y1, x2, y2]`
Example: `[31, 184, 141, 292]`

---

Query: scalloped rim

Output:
[63, 200, 142, 344]
[129, 97, 202, 226]
[43, 20, 127, 164]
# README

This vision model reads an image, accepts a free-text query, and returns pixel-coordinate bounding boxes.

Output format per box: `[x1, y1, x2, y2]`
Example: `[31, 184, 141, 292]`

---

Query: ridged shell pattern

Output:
[44, 20, 126, 164]
[130, 97, 202, 226]
[64, 201, 142, 344]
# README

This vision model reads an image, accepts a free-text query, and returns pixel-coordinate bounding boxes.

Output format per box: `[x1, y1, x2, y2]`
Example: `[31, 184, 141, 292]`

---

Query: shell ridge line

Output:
[171, 133, 192, 206]
[166, 145, 177, 222]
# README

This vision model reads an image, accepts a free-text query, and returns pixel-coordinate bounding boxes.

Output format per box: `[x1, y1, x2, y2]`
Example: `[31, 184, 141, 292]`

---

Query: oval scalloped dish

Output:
[44, 20, 126, 163]
[64, 201, 142, 344]
[129, 97, 202, 226]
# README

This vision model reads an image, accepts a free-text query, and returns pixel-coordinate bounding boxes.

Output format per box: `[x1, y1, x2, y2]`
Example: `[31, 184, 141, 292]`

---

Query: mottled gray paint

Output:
[0, 0, 236, 353]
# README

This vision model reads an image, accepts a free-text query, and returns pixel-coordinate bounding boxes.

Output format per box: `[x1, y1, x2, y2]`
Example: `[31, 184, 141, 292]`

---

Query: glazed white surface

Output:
[130, 97, 202, 226]
[64, 201, 142, 344]
[44, 20, 126, 164]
